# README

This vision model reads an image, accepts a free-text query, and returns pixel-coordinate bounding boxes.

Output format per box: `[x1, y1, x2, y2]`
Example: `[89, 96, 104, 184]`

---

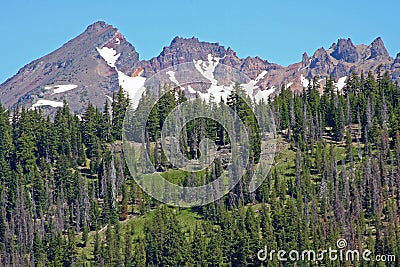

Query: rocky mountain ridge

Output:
[1, 21, 399, 114]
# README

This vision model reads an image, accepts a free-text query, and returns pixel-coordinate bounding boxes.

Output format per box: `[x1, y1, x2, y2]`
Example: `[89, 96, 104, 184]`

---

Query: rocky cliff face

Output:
[1, 21, 399, 114]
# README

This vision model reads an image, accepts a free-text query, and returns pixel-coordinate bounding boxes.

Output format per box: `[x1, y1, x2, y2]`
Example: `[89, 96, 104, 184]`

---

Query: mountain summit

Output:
[0, 21, 139, 113]
[1, 21, 398, 113]
[330, 38, 358, 63]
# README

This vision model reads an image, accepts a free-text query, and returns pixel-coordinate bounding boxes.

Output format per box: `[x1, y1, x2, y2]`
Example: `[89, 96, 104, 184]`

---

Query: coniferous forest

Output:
[0, 70, 400, 266]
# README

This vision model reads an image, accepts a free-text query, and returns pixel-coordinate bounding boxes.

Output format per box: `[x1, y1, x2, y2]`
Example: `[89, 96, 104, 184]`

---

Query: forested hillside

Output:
[0, 69, 399, 266]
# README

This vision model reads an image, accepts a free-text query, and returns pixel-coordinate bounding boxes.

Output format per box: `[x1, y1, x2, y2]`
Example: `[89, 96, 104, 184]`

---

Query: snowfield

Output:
[117, 71, 146, 108]
[241, 70, 267, 96]
[96, 46, 120, 68]
[166, 70, 180, 86]
[254, 87, 276, 103]
[201, 84, 232, 103]
[96, 48, 274, 106]
[255, 70, 268, 82]
[96, 45, 145, 108]
[300, 74, 309, 88]
[31, 100, 64, 109]
[194, 54, 221, 85]
[185, 85, 196, 94]
[335, 76, 347, 91]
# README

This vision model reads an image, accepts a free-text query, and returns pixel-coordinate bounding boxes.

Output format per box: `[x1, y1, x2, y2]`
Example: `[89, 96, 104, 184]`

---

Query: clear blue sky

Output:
[1, 0, 399, 83]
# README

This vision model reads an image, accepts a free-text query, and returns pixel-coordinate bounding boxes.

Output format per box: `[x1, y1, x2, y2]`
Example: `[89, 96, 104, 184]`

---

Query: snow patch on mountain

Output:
[96, 47, 274, 107]
[241, 82, 256, 96]
[45, 84, 78, 95]
[241, 70, 268, 96]
[31, 100, 64, 109]
[208, 85, 231, 102]
[194, 54, 221, 85]
[193, 85, 231, 103]
[96, 46, 146, 107]
[286, 82, 293, 89]
[187, 85, 196, 94]
[96, 47, 120, 67]
[105, 95, 113, 102]
[194, 69, 272, 104]
[255, 71, 268, 82]
[255, 87, 276, 103]
[300, 75, 310, 87]
[335, 76, 347, 91]
[117, 70, 146, 108]
[166, 70, 180, 86]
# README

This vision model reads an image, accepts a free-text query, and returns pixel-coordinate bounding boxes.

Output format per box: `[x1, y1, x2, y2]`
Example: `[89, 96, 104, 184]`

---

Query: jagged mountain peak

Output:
[310, 47, 332, 72]
[371, 36, 384, 45]
[339, 37, 354, 44]
[369, 36, 389, 59]
[85, 21, 112, 33]
[243, 56, 267, 63]
[0, 20, 139, 114]
[329, 38, 355, 48]
[330, 37, 358, 63]
[313, 47, 327, 57]
[226, 47, 236, 55]
[297, 36, 397, 82]
[170, 36, 200, 45]
[141, 36, 280, 82]
[141, 36, 228, 77]
[163, 36, 226, 57]
[1, 22, 400, 114]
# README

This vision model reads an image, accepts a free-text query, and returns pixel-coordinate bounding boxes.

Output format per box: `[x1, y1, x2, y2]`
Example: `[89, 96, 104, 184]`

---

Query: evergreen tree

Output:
[112, 87, 129, 140]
